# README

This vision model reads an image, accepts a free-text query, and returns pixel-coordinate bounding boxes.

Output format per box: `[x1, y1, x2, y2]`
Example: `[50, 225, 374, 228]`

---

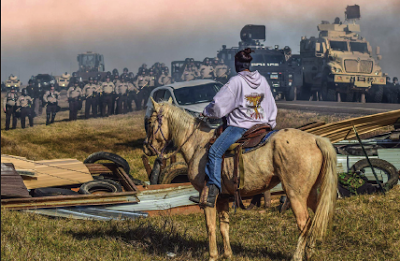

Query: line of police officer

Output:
[3, 63, 173, 130]
[3, 82, 61, 130]
[180, 57, 230, 84]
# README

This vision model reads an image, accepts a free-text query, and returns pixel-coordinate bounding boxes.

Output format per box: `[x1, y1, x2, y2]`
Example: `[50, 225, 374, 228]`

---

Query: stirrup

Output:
[189, 184, 219, 208]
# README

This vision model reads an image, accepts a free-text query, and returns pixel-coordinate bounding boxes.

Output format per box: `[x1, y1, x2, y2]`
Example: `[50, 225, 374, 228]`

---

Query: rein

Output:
[148, 108, 200, 160]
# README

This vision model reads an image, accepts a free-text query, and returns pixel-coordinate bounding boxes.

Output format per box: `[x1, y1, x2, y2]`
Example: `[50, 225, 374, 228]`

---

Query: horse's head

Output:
[143, 97, 173, 157]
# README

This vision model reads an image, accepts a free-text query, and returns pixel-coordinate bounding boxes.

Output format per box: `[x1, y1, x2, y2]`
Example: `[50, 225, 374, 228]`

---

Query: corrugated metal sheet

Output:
[23, 184, 198, 220]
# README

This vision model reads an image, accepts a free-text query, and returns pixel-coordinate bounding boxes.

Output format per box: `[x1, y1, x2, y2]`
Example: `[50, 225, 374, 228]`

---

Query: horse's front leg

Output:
[204, 206, 218, 261]
[217, 197, 232, 259]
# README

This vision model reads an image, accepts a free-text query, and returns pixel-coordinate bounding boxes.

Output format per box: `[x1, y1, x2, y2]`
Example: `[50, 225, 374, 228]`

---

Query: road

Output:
[276, 101, 400, 115]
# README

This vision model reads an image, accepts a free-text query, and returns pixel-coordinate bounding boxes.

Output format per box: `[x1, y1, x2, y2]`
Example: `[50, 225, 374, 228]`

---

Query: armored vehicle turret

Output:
[300, 5, 386, 102]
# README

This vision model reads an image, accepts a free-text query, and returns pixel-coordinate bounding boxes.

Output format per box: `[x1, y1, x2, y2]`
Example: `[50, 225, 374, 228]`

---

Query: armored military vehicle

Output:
[217, 25, 303, 100]
[75, 51, 107, 82]
[300, 5, 386, 103]
[55, 72, 71, 90]
[4, 74, 22, 92]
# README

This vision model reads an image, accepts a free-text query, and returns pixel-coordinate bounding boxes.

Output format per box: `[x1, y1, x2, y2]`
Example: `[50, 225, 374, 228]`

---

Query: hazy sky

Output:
[1, 0, 399, 83]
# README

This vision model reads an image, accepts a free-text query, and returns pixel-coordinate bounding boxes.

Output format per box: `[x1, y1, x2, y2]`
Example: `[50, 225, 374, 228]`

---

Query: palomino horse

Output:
[143, 99, 337, 261]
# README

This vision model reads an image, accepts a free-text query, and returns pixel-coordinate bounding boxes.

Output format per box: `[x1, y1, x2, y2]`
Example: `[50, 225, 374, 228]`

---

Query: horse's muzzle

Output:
[143, 140, 156, 156]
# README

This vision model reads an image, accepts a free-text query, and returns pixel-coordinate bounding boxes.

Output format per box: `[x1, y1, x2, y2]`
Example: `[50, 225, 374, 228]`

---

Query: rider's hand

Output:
[3, 108, 6, 113]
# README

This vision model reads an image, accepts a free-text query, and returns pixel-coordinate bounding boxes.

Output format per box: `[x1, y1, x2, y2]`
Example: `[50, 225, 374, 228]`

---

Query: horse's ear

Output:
[167, 97, 173, 104]
[151, 97, 160, 112]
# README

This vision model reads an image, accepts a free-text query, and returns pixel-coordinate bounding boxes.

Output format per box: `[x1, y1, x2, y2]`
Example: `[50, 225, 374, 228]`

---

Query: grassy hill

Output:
[1, 97, 399, 260]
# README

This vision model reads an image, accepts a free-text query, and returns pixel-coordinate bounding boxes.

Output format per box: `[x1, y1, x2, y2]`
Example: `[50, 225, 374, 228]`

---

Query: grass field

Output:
[1, 96, 399, 260]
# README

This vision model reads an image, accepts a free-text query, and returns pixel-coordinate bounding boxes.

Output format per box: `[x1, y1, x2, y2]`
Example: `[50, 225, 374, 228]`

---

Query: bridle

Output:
[145, 108, 200, 160]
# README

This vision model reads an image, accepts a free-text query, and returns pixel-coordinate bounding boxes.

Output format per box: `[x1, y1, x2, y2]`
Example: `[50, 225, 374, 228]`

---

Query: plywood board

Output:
[1, 155, 93, 189]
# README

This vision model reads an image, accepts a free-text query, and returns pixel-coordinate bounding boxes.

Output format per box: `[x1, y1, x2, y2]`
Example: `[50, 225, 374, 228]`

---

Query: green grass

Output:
[1, 95, 399, 260]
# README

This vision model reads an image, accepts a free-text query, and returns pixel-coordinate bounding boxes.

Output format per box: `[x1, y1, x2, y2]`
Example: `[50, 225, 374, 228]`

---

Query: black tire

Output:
[78, 179, 123, 194]
[285, 86, 296, 101]
[372, 86, 384, 103]
[32, 188, 79, 197]
[350, 159, 399, 192]
[158, 162, 189, 184]
[84, 151, 131, 177]
[321, 82, 336, 101]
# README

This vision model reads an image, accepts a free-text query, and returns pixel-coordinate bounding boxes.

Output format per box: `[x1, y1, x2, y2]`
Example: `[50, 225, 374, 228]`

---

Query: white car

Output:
[145, 79, 224, 130]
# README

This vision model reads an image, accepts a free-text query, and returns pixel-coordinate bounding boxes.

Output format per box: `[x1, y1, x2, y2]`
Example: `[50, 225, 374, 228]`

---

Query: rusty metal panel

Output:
[1, 163, 31, 198]
[1, 191, 139, 210]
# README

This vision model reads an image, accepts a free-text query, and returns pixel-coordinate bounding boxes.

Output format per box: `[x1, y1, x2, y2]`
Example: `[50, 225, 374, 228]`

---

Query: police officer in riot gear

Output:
[213, 58, 230, 84]
[158, 69, 172, 86]
[16, 88, 34, 128]
[115, 75, 129, 114]
[134, 68, 149, 110]
[82, 76, 100, 118]
[26, 79, 35, 98]
[3, 87, 18, 130]
[43, 84, 60, 125]
[67, 81, 82, 121]
[199, 57, 214, 79]
[100, 75, 115, 117]
[127, 73, 138, 112]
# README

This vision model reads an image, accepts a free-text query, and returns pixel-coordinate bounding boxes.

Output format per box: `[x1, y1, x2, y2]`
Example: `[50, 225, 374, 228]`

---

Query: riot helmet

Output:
[123, 67, 128, 73]
[28, 79, 34, 85]
[21, 88, 28, 96]
[88, 76, 94, 82]
[393, 77, 398, 84]
[112, 68, 119, 75]
[72, 72, 77, 77]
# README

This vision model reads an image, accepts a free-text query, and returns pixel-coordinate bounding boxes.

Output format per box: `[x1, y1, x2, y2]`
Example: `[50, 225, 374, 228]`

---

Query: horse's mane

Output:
[160, 102, 197, 143]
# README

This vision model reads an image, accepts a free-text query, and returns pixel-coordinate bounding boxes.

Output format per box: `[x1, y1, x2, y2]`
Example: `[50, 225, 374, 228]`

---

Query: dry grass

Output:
[1, 94, 399, 260]
[2, 187, 399, 260]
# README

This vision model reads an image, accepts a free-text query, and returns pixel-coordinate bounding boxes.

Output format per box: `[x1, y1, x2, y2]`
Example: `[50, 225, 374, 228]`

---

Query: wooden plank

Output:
[1, 163, 31, 198]
[1, 191, 139, 210]
[115, 167, 137, 192]
[22, 159, 93, 189]
[305, 109, 400, 143]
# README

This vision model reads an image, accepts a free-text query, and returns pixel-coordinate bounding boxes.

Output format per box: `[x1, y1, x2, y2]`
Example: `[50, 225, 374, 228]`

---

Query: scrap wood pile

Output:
[1, 152, 138, 200]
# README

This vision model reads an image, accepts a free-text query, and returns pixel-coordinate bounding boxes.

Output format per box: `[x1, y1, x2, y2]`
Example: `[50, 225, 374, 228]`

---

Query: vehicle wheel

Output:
[372, 86, 384, 103]
[285, 86, 296, 101]
[78, 179, 123, 194]
[321, 82, 336, 101]
[84, 151, 131, 178]
[158, 162, 189, 184]
[32, 188, 79, 197]
[350, 159, 399, 192]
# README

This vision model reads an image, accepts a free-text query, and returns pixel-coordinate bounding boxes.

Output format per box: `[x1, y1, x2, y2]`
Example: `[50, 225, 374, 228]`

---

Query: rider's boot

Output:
[189, 184, 219, 208]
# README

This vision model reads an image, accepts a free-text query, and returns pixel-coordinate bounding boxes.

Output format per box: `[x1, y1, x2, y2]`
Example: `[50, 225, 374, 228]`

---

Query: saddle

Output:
[209, 123, 273, 210]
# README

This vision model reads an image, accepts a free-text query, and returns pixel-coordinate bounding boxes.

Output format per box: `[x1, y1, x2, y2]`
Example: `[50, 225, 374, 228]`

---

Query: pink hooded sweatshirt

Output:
[203, 70, 277, 129]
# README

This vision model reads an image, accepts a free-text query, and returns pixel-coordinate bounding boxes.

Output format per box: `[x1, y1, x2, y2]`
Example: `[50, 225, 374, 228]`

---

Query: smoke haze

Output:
[1, 0, 399, 83]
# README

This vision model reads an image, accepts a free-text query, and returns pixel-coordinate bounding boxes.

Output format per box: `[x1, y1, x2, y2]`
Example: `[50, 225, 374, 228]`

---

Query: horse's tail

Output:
[308, 136, 337, 246]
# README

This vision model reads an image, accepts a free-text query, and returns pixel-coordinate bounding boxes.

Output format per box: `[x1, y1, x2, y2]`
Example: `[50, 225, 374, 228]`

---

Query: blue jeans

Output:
[206, 126, 248, 191]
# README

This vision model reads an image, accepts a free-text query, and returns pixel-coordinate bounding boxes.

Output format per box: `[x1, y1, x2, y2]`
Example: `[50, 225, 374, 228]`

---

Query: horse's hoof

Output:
[219, 253, 232, 260]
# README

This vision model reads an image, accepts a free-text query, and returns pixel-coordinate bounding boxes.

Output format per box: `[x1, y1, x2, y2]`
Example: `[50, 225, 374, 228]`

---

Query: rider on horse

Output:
[189, 48, 278, 207]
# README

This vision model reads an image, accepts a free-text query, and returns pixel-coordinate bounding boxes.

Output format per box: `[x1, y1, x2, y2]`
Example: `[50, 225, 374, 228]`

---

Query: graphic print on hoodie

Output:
[203, 70, 277, 129]
[245, 93, 265, 120]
